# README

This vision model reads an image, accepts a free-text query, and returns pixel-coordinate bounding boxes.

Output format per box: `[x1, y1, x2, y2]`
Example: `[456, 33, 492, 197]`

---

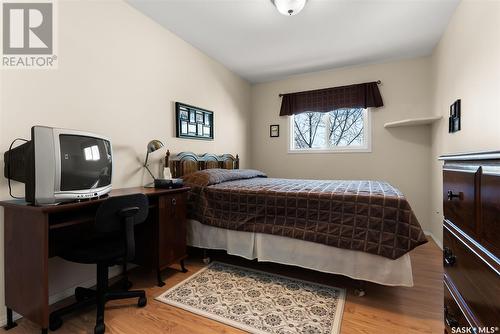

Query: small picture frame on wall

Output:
[203, 126, 211, 137]
[176, 102, 214, 140]
[270, 125, 279, 137]
[181, 121, 188, 134]
[196, 112, 204, 123]
[448, 99, 461, 133]
[179, 108, 189, 120]
[188, 123, 197, 135]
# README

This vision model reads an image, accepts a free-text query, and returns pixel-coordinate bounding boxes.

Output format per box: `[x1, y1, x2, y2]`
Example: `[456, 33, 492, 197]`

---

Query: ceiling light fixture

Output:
[272, 0, 307, 16]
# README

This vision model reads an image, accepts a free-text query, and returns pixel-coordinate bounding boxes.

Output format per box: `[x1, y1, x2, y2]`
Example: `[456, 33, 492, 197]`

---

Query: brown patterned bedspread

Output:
[183, 169, 427, 259]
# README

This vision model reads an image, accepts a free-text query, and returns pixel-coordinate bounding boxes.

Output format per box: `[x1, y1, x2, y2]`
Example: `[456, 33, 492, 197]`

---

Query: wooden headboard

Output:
[165, 150, 239, 178]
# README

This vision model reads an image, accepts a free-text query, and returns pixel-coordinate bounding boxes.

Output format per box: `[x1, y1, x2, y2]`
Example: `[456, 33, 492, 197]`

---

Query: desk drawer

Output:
[443, 222, 500, 327]
[158, 192, 187, 268]
[443, 168, 479, 237]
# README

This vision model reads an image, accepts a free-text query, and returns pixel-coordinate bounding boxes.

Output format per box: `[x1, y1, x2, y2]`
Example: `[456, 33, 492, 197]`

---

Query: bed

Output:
[167, 151, 428, 288]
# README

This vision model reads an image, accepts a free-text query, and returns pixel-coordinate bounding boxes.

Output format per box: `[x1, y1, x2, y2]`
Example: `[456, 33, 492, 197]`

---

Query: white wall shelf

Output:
[384, 116, 442, 128]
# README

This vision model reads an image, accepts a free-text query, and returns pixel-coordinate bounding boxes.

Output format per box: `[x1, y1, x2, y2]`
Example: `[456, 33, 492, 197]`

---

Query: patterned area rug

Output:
[156, 262, 345, 334]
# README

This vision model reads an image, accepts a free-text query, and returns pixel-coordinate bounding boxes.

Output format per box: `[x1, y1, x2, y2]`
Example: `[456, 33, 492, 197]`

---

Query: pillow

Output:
[181, 169, 267, 187]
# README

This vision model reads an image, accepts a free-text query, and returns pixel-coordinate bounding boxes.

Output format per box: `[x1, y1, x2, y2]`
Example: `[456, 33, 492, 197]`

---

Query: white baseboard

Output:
[0, 265, 126, 327]
[424, 231, 443, 250]
[48, 265, 124, 305]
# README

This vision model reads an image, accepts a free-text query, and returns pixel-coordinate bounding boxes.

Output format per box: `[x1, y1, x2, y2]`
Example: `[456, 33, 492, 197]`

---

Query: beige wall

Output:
[429, 1, 500, 243]
[0, 0, 251, 321]
[1, 0, 498, 325]
[250, 58, 434, 234]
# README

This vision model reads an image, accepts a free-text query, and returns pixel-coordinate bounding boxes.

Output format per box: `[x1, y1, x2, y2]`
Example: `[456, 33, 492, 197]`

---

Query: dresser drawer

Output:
[444, 277, 476, 333]
[443, 222, 500, 327]
[443, 168, 479, 237]
[480, 172, 500, 256]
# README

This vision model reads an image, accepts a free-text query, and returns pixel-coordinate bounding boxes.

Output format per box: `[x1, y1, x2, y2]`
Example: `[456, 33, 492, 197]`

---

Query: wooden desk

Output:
[0, 186, 190, 334]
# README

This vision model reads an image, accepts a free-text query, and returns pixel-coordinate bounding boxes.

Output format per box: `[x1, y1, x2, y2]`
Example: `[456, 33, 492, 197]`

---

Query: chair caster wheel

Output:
[49, 316, 63, 331]
[203, 257, 211, 265]
[138, 296, 147, 308]
[94, 322, 105, 334]
[354, 288, 366, 297]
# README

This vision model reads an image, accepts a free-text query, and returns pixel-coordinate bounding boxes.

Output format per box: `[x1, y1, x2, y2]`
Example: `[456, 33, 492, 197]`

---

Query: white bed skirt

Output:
[187, 219, 414, 287]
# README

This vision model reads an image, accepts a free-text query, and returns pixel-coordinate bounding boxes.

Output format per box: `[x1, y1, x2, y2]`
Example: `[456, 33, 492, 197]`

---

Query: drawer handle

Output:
[443, 247, 456, 267]
[444, 306, 459, 328]
[447, 190, 462, 201]
[445, 313, 459, 328]
[171, 198, 177, 206]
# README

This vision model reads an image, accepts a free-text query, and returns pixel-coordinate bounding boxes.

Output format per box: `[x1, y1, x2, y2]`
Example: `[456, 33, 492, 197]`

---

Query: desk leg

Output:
[180, 259, 188, 273]
[157, 269, 165, 287]
[4, 209, 49, 330]
[4, 308, 17, 330]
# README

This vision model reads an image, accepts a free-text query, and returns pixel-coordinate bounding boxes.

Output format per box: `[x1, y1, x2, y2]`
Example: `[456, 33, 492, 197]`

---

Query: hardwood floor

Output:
[7, 239, 443, 334]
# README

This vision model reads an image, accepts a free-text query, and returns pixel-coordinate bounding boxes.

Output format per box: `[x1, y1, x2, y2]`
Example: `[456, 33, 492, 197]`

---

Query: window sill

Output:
[288, 147, 372, 154]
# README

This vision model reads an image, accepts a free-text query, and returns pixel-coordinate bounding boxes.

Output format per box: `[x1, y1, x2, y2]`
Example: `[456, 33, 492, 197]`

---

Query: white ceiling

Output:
[127, 0, 460, 83]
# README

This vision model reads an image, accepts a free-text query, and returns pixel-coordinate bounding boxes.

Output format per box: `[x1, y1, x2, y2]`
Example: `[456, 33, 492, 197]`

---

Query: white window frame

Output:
[288, 108, 372, 154]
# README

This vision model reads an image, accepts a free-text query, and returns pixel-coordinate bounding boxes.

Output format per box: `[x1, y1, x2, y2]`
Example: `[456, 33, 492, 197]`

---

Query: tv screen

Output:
[59, 134, 112, 191]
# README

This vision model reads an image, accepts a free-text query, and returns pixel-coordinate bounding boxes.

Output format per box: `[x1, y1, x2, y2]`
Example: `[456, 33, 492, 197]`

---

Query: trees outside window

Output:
[290, 108, 370, 152]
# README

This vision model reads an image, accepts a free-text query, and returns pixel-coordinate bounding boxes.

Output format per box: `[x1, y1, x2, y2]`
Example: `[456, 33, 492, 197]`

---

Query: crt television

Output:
[4, 126, 113, 205]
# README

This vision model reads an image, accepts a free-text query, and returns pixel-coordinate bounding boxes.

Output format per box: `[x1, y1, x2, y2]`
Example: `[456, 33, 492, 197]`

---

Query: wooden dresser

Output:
[440, 152, 500, 333]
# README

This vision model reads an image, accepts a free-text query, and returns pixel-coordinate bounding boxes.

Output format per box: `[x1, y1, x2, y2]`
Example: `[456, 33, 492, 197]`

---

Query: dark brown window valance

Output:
[279, 81, 384, 116]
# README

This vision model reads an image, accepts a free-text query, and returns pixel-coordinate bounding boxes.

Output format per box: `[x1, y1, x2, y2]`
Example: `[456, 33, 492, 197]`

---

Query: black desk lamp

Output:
[143, 140, 183, 189]
[144, 139, 164, 180]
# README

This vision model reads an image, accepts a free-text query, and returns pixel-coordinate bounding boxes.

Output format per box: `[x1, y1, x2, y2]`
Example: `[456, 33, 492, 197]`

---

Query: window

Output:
[83, 145, 100, 161]
[289, 108, 371, 152]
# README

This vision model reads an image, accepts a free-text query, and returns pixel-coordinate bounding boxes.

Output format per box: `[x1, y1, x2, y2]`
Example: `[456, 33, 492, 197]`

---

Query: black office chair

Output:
[49, 193, 149, 334]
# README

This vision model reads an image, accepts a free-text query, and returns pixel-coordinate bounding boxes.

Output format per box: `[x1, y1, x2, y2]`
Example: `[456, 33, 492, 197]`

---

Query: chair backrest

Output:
[95, 193, 149, 261]
[95, 193, 149, 233]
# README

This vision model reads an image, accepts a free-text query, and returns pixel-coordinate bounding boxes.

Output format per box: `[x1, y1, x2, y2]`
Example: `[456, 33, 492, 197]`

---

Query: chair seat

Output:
[61, 239, 126, 264]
